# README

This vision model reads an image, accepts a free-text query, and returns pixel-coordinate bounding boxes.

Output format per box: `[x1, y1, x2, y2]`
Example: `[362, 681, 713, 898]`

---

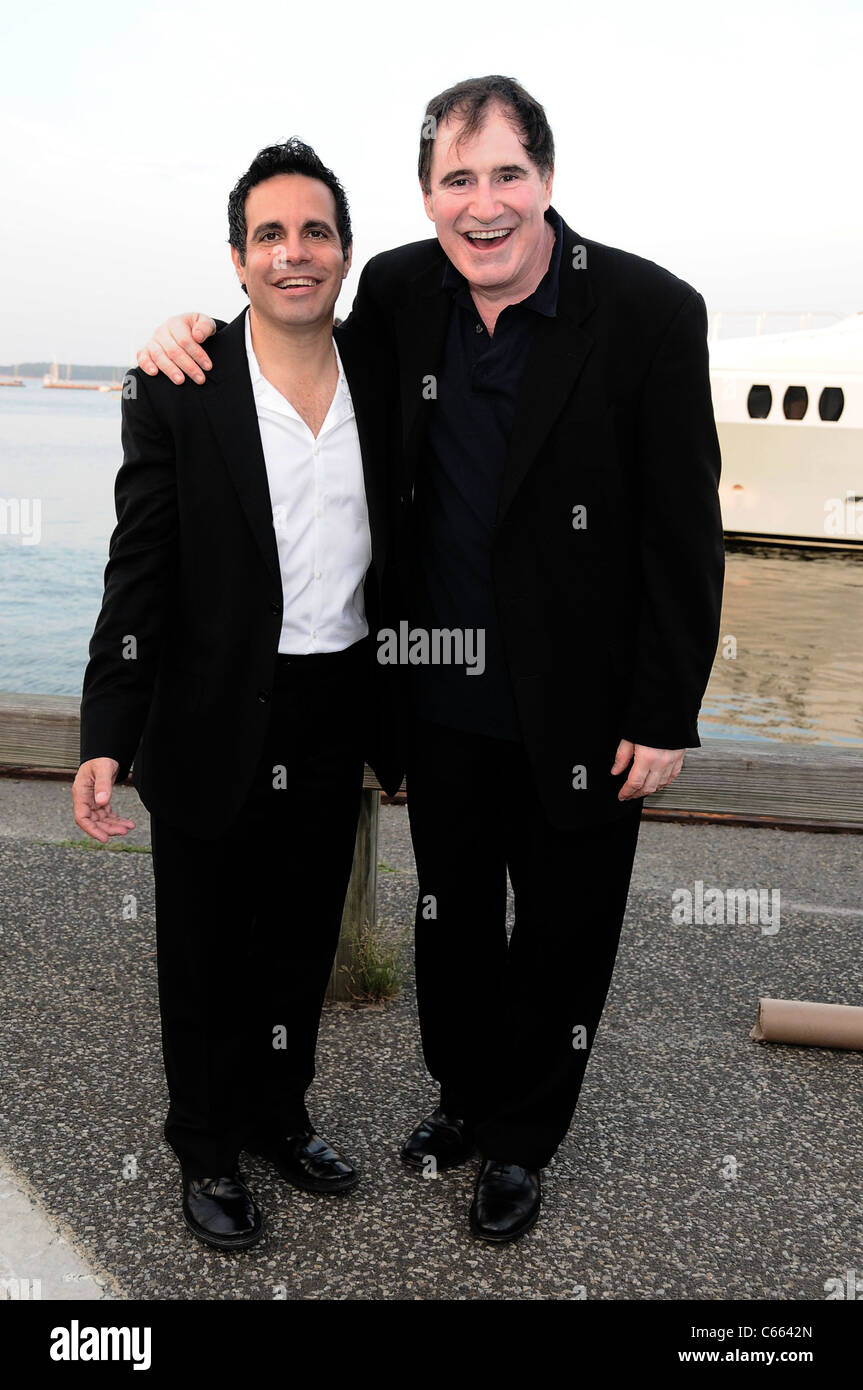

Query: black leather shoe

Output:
[181, 1172, 264, 1251]
[246, 1129, 359, 1194]
[469, 1160, 541, 1243]
[401, 1108, 475, 1171]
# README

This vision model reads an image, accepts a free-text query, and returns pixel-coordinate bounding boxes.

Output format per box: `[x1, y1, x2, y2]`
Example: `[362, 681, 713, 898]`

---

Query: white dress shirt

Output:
[244, 309, 372, 654]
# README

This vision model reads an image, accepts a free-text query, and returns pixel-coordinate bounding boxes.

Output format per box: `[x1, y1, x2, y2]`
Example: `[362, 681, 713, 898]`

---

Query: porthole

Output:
[819, 387, 844, 421]
[783, 386, 808, 420]
[747, 385, 772, 418]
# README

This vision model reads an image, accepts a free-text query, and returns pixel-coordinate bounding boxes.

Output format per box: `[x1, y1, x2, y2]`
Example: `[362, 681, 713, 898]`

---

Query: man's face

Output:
[422, 101, 553, 297]
[231, 173, 351, 327]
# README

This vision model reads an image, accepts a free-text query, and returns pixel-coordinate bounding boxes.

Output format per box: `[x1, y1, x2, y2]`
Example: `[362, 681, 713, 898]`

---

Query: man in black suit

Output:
[138, 75, 724, 1244]
[73, 139, 401, 1250]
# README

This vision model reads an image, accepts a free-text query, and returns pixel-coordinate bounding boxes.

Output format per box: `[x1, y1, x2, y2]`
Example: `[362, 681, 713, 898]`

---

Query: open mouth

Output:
[272, 277, 321, 293]
[461, 228, 514, 250]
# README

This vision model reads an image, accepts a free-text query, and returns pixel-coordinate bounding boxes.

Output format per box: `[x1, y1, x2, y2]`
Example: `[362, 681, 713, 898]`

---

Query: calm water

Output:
[1, 380, 861, 746]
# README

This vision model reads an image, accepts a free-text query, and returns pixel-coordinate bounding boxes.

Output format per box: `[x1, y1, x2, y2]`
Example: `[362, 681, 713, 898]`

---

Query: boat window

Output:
[747, 385, 772, 418]
[818, 387, 844, 421]
[783, 386, 808, 420]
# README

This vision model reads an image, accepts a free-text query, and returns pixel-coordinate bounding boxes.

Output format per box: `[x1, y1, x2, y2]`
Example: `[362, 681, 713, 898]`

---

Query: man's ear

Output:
[421, 178, 435, 223]
[230, 243, 246, 286]
[343, 243, 353, 277]
[543, 166, 555, 210]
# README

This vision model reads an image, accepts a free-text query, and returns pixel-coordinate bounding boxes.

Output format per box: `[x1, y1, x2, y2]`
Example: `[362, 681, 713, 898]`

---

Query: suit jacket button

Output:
[257, 689, 270, 703]
[269, 602, 280, 615]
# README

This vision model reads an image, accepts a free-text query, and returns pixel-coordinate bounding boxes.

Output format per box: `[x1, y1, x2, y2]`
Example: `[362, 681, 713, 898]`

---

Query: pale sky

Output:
[1, 0, 860, 362]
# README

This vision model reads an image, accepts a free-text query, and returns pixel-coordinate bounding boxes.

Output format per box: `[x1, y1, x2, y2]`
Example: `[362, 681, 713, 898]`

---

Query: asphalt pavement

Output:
[0, 776, 861, 1300]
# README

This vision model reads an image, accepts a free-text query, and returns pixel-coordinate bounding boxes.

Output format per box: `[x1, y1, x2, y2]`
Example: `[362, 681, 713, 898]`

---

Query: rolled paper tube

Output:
[750, 998, 863, 1050]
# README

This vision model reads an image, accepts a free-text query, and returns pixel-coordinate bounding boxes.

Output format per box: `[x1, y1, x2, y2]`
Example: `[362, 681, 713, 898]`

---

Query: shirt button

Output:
[257, 689, 270, 703]
[315, 571, 321, 580]
[475, 322, 484, 334]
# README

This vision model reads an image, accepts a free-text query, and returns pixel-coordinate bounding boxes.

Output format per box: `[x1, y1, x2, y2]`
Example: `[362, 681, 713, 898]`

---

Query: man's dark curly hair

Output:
[227, 137, 352, 286]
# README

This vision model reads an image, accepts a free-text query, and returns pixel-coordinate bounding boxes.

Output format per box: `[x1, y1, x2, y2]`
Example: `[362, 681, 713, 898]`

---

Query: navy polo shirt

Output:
[410, 206, 564, 740]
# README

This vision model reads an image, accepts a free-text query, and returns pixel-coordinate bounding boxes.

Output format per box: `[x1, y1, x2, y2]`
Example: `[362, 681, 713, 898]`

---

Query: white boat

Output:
[708, 312, 862, 547]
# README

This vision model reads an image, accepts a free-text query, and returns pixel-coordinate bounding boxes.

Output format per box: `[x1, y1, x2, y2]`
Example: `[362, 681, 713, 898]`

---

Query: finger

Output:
[618, 772, 648, 800]
[93, 812, 136, 829]
[610, 739, 634, 774]
[76, 815, 111, 844]
[100, 819, 134, 835]
[78, 812, 134, 840]
[145, 341, 189, 385]
[160, 322, 212, 380]
[190, 315, 216, 359]
[136, 349, 159, 377]
[157, 336, 207, 385]
[639, 775, 665, 797]
[93, 772, 115, 805]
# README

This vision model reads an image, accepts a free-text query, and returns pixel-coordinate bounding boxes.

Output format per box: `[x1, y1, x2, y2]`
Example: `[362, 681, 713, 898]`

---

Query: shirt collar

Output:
[243, 306, 350, 401]
[441, 205, 563, 318]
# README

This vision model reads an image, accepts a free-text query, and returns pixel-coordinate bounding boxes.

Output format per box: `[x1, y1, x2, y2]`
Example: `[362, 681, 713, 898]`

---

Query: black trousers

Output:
[406, 718, 643, 1170]
[149, 640, 368, 1177]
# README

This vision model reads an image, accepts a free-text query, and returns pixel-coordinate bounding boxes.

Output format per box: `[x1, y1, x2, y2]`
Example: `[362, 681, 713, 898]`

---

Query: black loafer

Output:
[469, 1160, 541, 1243]
[246, 1129, 359, 1194]
[401, 1108, 475, 1172]
[182, 1172, 264, 1251]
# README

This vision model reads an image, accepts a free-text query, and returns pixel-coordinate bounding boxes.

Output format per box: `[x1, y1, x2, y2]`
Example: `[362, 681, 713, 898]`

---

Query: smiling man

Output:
[138, 75, 725, 1244]
[75, 139, 400, 1250]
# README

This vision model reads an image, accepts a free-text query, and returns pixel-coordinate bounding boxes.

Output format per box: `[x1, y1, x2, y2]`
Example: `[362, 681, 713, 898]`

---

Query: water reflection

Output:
[702, 543, 863, 746]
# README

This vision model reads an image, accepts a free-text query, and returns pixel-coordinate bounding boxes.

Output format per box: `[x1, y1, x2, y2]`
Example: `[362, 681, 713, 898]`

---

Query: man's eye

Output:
[307, 229, 327, 238]
[449, 178, 468, 188]
[262, 232, 280, 241]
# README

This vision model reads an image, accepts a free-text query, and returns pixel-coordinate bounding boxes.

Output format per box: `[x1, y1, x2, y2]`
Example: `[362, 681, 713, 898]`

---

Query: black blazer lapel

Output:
[496, 219, 597, 527]
[334, 326, 387, 579]
[201, 309, 282, 591]
[394, 256, 452, 488]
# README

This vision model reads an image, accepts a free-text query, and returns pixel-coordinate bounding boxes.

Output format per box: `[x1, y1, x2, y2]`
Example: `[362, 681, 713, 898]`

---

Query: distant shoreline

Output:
[0, 363, 128, 382]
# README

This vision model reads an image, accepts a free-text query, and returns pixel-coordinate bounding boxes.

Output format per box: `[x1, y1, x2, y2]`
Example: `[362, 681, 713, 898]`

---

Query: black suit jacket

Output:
[79, 308, 403, 836]
[341, 212, 725, 828]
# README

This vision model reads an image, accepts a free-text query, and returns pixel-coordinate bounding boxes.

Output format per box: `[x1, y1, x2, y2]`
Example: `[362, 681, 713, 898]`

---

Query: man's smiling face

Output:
[422, 100, 554, 300]
[231, 172, 351, 329]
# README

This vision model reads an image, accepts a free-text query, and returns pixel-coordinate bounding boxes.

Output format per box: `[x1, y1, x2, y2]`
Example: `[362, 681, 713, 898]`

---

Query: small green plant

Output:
[341, 917, 406, 1003]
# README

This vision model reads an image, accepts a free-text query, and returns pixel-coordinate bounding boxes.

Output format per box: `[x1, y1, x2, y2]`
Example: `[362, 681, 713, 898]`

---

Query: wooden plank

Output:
[647, 737, 863, 825]
[2, 693, 859, 825]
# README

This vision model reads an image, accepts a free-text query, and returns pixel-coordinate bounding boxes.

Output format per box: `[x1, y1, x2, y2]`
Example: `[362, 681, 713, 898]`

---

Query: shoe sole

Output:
[468, 1204, 541, 1244]
[182, 1208, 265, 1252]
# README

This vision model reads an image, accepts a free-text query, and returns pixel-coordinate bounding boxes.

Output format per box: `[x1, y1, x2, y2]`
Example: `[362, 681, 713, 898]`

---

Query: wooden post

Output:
[326, 787, 380, 1002]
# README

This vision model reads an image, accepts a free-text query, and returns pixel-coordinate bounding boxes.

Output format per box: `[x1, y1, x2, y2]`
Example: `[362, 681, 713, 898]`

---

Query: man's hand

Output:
[72, 757, 136, 844]
[137, 314, 217, 385]
[611, 740, 684, 800]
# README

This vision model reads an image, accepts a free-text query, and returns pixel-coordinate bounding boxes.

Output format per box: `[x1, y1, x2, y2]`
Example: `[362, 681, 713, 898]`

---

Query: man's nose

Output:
[274, 234, 311, 265]
[467, 181, 504, 222]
